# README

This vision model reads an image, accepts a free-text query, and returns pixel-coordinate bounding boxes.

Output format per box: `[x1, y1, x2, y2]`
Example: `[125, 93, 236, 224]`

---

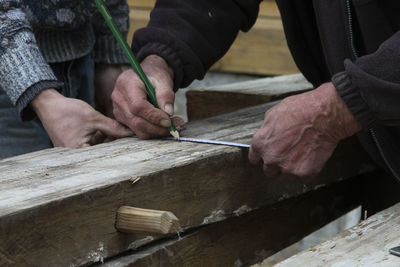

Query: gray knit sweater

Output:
[0, 0, 129, 119]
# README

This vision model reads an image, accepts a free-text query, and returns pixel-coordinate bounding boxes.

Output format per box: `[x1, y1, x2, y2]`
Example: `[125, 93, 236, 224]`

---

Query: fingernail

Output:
[164, 104, 174, 116]
[160, 119, 171, 128]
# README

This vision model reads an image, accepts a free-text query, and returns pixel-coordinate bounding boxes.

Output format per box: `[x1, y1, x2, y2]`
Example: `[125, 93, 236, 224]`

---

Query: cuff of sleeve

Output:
[332, 71, 376, 130]
[135, 42, 183, 92]
[0, 38, 59, 105]
[93, 36, 129, 65]
[17, 81, 64, 121]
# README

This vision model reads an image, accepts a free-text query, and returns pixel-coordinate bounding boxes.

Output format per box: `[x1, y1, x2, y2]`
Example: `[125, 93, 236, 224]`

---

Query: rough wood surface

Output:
[102, 177, 363, 267]
[186, 74, 313, 121]
[116, 206, 180, 234]
[127, 0, 298, 75]
[0, 101, 373, 266]
[275, 202, 400, 266]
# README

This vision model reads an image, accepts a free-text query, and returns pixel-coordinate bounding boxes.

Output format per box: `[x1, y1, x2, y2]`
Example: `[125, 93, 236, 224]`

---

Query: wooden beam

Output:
[275, 202, 400, 266]
[0, 102, 373, 266]
[186, 74, 313, 121]
[102, 176, 363, 266]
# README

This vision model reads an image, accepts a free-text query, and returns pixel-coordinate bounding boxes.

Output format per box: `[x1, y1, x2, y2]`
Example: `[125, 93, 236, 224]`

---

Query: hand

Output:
[112, 55, 185, 139]
[31, 89, 133, 148]
[248, 82, 361, 182]
[94, 64, 123, 118]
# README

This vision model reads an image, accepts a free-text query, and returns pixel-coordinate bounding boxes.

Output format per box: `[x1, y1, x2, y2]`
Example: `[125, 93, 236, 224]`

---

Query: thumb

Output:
[94, 113, 133, 138]
[149, 76, 175, 116]
[248, 145, 262, 165]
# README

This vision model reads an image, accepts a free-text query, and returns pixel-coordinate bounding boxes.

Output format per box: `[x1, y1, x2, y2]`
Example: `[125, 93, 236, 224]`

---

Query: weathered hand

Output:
[112, 54, 185, 139]
[249, 82, 360, 181]
[31, 89, 133, 148]
[94, 64, 123, 118]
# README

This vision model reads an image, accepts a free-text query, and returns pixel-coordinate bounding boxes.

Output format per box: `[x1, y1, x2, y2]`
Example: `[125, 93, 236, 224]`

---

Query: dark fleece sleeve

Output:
[132, 0, 261, 90]
[333, 31, 400, 129]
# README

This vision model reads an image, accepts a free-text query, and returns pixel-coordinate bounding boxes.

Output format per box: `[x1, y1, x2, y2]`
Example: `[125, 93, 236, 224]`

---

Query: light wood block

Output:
[116, 206, 180, 234]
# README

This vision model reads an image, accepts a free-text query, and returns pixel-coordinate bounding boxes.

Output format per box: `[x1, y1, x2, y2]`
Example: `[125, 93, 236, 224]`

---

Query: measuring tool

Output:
[164, 137, 250, 148]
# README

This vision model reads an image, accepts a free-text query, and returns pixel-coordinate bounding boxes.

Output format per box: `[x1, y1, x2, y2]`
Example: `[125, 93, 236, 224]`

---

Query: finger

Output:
[129, 99, 171, 128]
[248, 145, 262, 165]
[263, 164, 281, 178]
[172, 117, 186, 131]
[89, 130, 107, 146]
[104, 136, 116, 143]
[149, 76, 175, 116]
[119, 77, 171, 126]
[94, 113, 134, 138]
[131, 117, 170, 139]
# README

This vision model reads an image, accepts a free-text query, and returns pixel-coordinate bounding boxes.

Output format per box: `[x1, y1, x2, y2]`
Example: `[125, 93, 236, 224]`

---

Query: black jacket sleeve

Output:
[333, 31, 400, 129]
[132, 0, 261, 90]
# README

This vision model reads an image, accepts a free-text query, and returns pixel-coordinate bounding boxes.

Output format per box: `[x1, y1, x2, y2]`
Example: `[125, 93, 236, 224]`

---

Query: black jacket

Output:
[133, 0, 400, 180]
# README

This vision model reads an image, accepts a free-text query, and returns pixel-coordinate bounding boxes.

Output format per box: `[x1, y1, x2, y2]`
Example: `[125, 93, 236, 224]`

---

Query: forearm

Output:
[132, 0, 261, 90]
[0, 1, 61, 119]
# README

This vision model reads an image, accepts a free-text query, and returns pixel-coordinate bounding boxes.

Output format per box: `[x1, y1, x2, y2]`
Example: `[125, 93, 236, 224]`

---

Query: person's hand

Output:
[249, 82, 361, 182]
[112, 55, 185, 139]
[30, 89, 133, 148]
[94, 64, 123, 118]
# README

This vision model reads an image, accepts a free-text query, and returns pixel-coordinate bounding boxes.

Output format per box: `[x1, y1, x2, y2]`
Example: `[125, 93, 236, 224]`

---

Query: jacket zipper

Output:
[345, 0, 358, 59]
[369, 129, 400, 181]
[345, 0, 400, 181]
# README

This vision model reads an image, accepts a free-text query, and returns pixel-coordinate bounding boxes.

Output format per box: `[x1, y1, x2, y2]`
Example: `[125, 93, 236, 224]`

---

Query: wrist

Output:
[142, 55, 174, 81]
[316, 82, 361, 140]
[30, 88, 63, 114]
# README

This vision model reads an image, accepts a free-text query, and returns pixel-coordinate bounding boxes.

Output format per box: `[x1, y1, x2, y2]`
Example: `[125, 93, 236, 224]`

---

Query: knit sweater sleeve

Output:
[92, 0, 130, 64]
[0, 1, 62, 119]
[332, 31, 400, 129]
[132, 0, 261, 90]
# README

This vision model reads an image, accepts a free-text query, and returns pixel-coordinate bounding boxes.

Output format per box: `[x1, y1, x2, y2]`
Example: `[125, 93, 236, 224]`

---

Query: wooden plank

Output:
[186, 74, 313, 121]
[102, 176, 363, 266]
[127, 0, 298, 75]
[275, 202, 400, 266]
[0, 102, 373, 266]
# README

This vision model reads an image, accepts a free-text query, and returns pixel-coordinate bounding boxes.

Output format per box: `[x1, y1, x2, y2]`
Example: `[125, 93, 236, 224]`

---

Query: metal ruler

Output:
[164, 137, 250, 148]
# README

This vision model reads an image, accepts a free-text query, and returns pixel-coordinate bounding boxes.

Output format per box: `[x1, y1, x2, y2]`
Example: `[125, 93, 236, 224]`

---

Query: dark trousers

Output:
[0, 55, 94, 159]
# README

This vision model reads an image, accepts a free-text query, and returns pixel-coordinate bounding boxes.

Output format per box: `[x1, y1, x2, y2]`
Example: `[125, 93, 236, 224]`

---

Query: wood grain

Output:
[0, 102, 373, 266]
[275, 202, 400, 266]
